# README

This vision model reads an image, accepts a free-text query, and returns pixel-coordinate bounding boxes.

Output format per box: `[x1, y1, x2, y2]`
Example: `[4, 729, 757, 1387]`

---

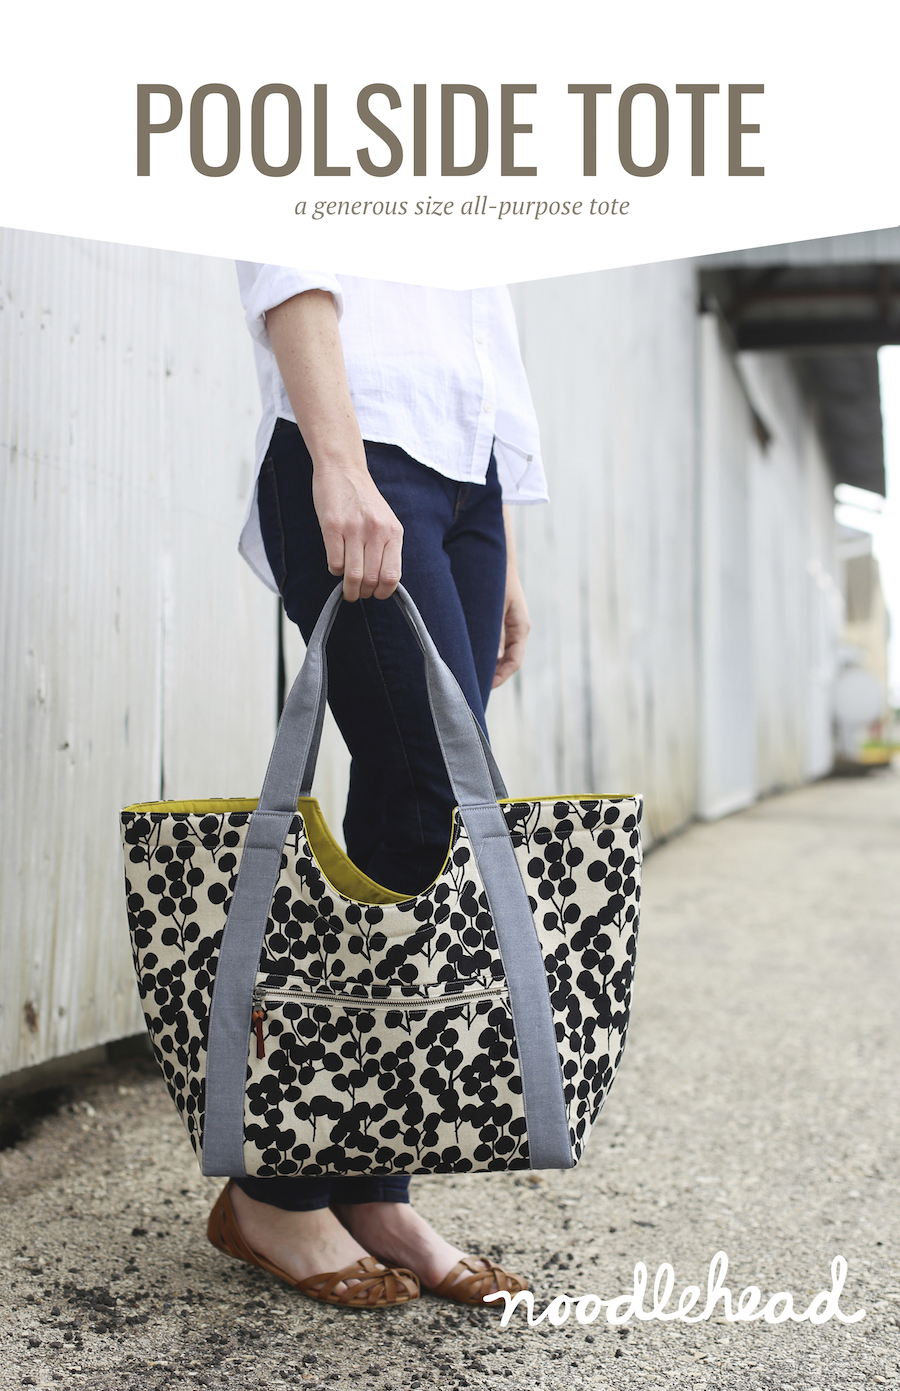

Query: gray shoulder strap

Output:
[201, 582, 572, 1176]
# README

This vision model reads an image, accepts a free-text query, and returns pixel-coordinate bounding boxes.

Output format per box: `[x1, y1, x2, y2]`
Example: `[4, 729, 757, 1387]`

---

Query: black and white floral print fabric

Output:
[121, 795, 641, 1176]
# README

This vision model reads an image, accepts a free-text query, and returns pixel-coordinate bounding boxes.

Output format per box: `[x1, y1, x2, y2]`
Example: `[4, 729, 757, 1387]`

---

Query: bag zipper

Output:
[249, 983, 507, 1058]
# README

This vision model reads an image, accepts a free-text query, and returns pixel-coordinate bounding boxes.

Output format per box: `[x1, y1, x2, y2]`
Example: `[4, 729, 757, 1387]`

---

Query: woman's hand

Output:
[266, 289, 403, 601]
[311, 462, 403, 602]
[493, 509, 531, 688]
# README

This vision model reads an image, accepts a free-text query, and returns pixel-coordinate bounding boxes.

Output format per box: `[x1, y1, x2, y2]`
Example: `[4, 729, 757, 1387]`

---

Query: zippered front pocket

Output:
[242, 979, 526, 1176]
[250, 983, 508, 1057]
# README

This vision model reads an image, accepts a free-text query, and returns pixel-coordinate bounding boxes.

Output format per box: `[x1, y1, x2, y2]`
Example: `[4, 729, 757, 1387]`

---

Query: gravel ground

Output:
[2, 769, 899, 1391]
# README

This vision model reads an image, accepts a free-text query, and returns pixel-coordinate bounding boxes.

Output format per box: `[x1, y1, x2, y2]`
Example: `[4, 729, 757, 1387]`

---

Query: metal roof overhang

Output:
[698, 228, 900, 496]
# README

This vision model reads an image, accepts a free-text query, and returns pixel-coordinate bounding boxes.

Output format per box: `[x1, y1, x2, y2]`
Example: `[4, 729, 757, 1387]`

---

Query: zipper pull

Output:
[251, 1007, 266, 1059]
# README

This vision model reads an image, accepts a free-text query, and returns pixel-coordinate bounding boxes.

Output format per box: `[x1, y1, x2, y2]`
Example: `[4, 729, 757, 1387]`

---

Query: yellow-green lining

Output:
[122, 793, 636, 908]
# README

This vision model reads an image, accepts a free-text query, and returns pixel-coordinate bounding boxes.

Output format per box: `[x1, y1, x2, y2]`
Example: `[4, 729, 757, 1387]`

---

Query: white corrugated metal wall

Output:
[498, 286, 837, 835]
[696, 315, 838, 818]
[0, 231, 276, 1077]
[496, 263, 701, 846]
[740, 348, 839, 789]
[1, 235, 842, 1078]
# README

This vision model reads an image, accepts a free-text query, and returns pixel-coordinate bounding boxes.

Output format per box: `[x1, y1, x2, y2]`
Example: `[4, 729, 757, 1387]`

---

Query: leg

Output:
[261, 426, 505, 892]
[236, 424, 519, 1297]
[228, 429, 430, 1271]
[441, 452, 508, 712]
[226, 1176, 374, 1293]
[226, 431, 427, 1280]
[339, 443, 506, 889]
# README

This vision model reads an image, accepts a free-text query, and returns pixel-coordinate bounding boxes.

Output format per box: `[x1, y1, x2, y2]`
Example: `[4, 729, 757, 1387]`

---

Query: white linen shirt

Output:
[236, 263, 548, 592]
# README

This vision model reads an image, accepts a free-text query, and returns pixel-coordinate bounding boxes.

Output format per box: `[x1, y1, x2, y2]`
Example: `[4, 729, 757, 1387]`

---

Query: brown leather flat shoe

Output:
[428, 1256, 528, 1306]
[329, 1202, 527, 1308]
[207, 1182, 420, 1308]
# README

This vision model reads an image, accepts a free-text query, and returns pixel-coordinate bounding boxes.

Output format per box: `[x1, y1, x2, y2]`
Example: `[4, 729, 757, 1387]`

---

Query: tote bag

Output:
[121, 583, 641, 1178]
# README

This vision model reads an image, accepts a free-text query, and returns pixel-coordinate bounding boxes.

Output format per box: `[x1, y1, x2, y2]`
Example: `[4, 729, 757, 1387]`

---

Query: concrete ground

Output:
[2, 769, 899, 1391]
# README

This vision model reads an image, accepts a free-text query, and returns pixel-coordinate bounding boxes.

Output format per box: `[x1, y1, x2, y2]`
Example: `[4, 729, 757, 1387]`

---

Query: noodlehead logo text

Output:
[484, 1252, 865, 1328]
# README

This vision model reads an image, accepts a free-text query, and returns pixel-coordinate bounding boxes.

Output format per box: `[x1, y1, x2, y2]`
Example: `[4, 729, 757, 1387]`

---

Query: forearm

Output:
[263, 288, 402, 601]
[494, 506, 531, 688]
[265, 289, 367, 478]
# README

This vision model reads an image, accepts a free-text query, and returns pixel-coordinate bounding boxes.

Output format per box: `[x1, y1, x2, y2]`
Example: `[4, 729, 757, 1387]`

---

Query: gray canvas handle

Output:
[202, 581, 572, 1177]
[257, 582, 508, 814]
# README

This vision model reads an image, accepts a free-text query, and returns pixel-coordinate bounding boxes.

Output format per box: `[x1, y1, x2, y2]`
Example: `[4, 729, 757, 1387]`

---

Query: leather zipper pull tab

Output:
[251, 1008, 266, 1059]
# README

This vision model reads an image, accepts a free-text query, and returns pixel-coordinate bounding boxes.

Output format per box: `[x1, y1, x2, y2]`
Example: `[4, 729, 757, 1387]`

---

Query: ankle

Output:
[231, 1185, 329, 1233]
[336, 1201, 414, 1231]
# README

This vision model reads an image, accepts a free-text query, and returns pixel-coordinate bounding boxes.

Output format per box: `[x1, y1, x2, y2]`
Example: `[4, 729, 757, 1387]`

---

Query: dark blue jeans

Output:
[234, 419, 507, 1211]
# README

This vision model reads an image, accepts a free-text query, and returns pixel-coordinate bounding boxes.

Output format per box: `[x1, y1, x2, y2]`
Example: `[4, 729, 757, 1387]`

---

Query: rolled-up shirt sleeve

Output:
[235, 262, 344, 351]
[234, 267, 547, 591]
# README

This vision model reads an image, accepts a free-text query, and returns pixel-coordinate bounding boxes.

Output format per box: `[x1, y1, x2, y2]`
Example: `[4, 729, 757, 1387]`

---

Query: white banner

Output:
[0, 0, 897, 284]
